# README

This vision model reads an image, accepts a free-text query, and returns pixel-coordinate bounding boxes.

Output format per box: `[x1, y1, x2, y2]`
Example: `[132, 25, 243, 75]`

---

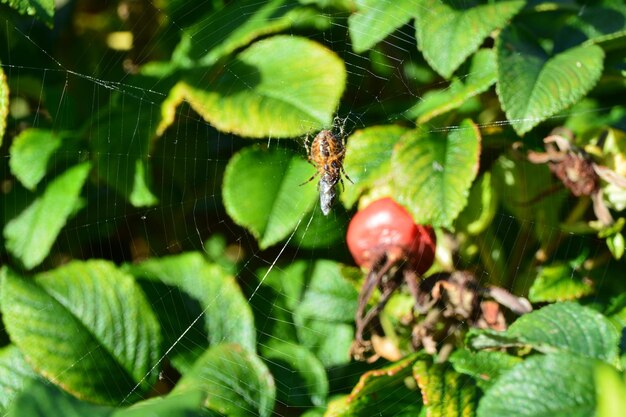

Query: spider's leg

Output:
[336, 115, 348, 140]
[302, 133, 317, 168]
[341, 166, 354, 184]
[303, 132, 311, 156]
[299, 170, 320, 186]
[333, 115, 342, 132]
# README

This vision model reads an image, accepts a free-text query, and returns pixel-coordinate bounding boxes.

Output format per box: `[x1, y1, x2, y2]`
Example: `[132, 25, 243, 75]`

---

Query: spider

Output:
[301, 127, 353, 215]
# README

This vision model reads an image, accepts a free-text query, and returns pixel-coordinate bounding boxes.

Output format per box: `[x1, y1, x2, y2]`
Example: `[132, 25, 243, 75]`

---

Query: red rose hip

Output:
[347, 198, 436, 275]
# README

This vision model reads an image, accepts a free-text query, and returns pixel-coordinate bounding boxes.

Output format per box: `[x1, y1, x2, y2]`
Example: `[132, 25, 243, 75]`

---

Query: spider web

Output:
[0, 0, 620, 416]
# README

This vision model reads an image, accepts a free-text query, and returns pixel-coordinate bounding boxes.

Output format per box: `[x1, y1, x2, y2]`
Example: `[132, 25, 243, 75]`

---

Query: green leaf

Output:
[7, 380, 114, 417]
[261, 341, 329, 407]
[606, 292, 626, 326]
[496, 26, 605, 135]
[449, 349, 521, 391]
[9, 129, 62, 190]
[477, 353, 596, 417]
[595, 363, 626, 417]
[295, 261, 358, 323]
[91, 102, 158, 207]
[564, 1, 626, 46]
[351, 353, 418, 398]
[492, 153, 566, 240]
[295, 319, 354, 368]
[161, 0, 220, 27]
[414, 0, 525, 78]
[413, 359, 478, 417]
[455, 172, 498, 236]
[260, 260, 308, 311]
[4, 162, 90, 269]
[606, 232, 625, 260]
[115, 390, 210, 417]
[1, 0, 54, 26]
[468, 302, 620, 364]
[405, 49, 497, 123]
[341, 125, 409, 208]
[0, 345, 37, 414]
[529, 262, 595, 302]
[327, 353, 423, 416]
[174, 344, 276, 417]
[299, 0, 353, 9]
[294, 260, 358, 366]
[223, 146, 317, 249]
[6, 380, 209, 417]
[302, 409, 325, 417]
[126, 252, 256, 371]
[174, 0, 329, 67]
[391, 120, 481, 228]
[0, 262, 162, 404]
[253, 261, 308, 346]
[348, 0, 417, 53]
[292, 205, 348, 249]
[0, 65, 7, 147]
[159, 35, 346, 138]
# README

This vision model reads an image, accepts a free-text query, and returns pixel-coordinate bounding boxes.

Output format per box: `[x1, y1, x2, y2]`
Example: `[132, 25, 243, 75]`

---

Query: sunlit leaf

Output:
[405, 49, 497, 123]
[9, 129, 62, 190]
[468, 302, 620, 364]
[6, 380, 209, 417]
[223, 146, 317, 249]
[173, 0, 329, 67]
[529, 262, 594, 302]
[127, 252, 256, 371]
[449, 349, 521, 391]
[4, 162, 90, 269]
[595, 363, 626, 417]
[294, 260, 357, 323]
[116, 390, 210, 417]
[0, 263, 162, 404]
[341, 125, 409, 208]
[174, 344, 275, 417]
[455, 172, 497, 236]
[606, 232, 625, 260]
[496, 26, 604, 135]
[413, 359, 478, 417]
[0, 345, 37, 414]
[477, 353, 596, 417]
[325, 353, 423, 416]
[391, 120, 481, 228]
[1, 0, 54, 26]
[6, 380, 113, 417]
[414, 0, 524, 78]
[159, 35, 346, 138]
[348, 0, 417, 53]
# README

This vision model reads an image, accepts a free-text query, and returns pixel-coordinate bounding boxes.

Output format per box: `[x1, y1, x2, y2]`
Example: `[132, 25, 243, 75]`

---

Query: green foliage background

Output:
[1, 0, 626, 416]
